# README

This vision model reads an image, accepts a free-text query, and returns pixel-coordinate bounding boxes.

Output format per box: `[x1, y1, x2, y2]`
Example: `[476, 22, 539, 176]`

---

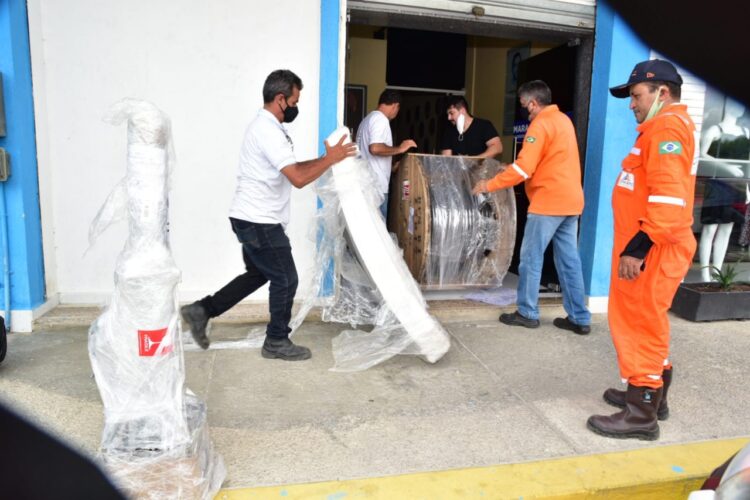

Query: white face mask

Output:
[456, 113, 466, 135]
[645, 86, 667, 122]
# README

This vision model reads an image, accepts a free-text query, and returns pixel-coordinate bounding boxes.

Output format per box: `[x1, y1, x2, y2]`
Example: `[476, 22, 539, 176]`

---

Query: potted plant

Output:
[671, 260, 750, 321]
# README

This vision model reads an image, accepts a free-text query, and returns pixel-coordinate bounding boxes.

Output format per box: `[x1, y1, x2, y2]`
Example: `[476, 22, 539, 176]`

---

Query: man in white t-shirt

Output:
[181, 69, 355, 361]
[356, 89, 416, 218]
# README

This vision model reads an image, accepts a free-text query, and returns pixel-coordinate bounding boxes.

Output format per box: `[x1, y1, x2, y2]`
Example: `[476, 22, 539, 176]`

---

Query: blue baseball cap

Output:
[610, 59, 683, 98]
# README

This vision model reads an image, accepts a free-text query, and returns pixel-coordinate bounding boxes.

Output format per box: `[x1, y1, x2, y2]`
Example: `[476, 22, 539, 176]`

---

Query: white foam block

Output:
[326, 127, 450, 362]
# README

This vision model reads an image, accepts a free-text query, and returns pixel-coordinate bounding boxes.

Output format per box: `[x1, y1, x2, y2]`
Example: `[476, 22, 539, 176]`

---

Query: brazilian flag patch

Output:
[526, 136, 536, 143]
[658, 141, 682, 155]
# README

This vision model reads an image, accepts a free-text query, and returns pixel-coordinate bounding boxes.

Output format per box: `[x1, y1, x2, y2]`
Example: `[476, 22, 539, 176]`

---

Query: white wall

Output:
[27, 0, 58, 306]
[652, 52, 706, 135]
[29, 0, 324, 304]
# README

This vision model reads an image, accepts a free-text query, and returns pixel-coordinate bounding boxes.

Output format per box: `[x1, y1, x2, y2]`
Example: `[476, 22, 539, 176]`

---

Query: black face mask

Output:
[281, 98, 299, 123]
[519, 104, 530, 121]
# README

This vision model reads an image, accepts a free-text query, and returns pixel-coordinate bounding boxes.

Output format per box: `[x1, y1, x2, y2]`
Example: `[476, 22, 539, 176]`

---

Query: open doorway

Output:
[344, 12, 593, 298]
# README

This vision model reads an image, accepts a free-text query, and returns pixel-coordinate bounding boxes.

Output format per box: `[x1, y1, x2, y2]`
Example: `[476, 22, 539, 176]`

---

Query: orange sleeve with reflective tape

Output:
[639, 127, 693, 245]
[486, 119, 547, 192]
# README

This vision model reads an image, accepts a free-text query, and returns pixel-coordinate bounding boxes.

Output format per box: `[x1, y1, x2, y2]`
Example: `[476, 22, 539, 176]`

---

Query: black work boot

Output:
[603, 367, 672, 420]
[587, 384, 662, 440]
[553, 316, 591, 335]
[180, 302, 210, 350]
[499, 310, 540, 329]
[262, 337, 312, 361]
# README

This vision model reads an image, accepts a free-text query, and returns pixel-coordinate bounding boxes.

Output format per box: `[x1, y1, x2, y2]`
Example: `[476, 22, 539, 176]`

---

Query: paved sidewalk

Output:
[1, 303, 748, 494]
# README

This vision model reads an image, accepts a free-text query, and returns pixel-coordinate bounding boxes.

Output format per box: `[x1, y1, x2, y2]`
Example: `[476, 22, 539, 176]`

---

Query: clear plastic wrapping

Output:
[421, 156, 516, 287]
[289, 127, 451, 371]
[186, 142, 515, 372]
[88, 99, 225, 499]
[101, 392, 224, 500]
[388, 154, 516, 288]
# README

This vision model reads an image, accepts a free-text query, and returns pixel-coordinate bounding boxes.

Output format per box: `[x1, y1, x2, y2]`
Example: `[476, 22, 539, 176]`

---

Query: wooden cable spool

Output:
[388, 153, 516, 289]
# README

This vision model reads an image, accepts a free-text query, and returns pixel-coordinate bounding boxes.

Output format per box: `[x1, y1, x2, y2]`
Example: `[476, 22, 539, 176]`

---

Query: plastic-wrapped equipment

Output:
[389, 154, 516, 288]
[181, 132, 460, 372]
[289, 127, 451, 371]
[88, 99, 225, 499]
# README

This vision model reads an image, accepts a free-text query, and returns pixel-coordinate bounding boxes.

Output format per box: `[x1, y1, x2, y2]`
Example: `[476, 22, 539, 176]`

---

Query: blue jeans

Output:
[517, 214, 590, 325]
[201, 218, 298, 339]
[379, 196, 388, 220]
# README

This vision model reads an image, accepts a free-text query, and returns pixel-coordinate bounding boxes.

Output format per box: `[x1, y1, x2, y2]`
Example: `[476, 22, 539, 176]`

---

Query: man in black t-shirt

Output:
[440, 96, 502, 158]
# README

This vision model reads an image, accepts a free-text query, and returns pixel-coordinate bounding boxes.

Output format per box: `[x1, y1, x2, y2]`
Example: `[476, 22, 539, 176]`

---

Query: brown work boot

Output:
[603, 367, 672, 420]
[587, 384, 662, 441]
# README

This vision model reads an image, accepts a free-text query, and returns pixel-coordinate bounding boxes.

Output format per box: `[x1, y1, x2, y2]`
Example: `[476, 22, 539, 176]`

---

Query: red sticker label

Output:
[138, 328, 172, 356]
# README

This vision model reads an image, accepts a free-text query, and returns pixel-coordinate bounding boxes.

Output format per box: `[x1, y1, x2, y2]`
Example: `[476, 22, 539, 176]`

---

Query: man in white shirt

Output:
[356, 89, 416, 218]
[181, 69, 355, 361]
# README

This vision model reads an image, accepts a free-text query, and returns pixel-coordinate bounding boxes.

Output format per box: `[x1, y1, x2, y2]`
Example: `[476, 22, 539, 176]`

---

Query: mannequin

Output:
[739, 183, 750, 253]
[698, 98, 750, 281]
[699, 223, 734, 281]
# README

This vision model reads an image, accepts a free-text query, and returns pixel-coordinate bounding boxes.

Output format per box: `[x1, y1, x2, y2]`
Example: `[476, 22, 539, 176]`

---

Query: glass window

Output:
[692, 89, 750, 282]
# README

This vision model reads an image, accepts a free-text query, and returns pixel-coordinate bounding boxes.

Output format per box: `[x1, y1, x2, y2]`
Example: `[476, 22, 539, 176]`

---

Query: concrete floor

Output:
[1, 304, 749, 490]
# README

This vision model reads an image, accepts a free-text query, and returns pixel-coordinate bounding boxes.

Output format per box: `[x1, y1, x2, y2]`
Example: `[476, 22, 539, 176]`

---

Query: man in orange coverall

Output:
[472, 80, 591, 334]
[587, 59, 697, 440]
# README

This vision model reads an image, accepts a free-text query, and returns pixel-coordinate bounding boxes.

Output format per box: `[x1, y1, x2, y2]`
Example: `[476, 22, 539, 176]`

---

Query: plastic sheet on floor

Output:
[464, 287, 518, 307]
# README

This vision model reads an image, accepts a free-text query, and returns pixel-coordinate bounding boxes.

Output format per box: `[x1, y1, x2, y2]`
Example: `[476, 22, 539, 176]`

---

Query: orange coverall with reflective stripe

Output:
[609, 104, 697, 389]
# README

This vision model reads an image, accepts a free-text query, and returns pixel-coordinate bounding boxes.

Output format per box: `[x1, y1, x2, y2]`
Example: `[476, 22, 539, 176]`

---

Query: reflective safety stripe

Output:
[630, 147, 641, 156]
[511, 163, 529, 180]
[661, 112, 691, 127]
[647, 374, 662, 380]
[663, 359, 669, 366]
[648, 195, 686, 207]
[621, 378, 628, 384]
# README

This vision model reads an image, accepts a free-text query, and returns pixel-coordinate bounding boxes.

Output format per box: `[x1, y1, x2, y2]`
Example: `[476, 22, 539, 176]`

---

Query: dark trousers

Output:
[200, 218, 298, 339]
